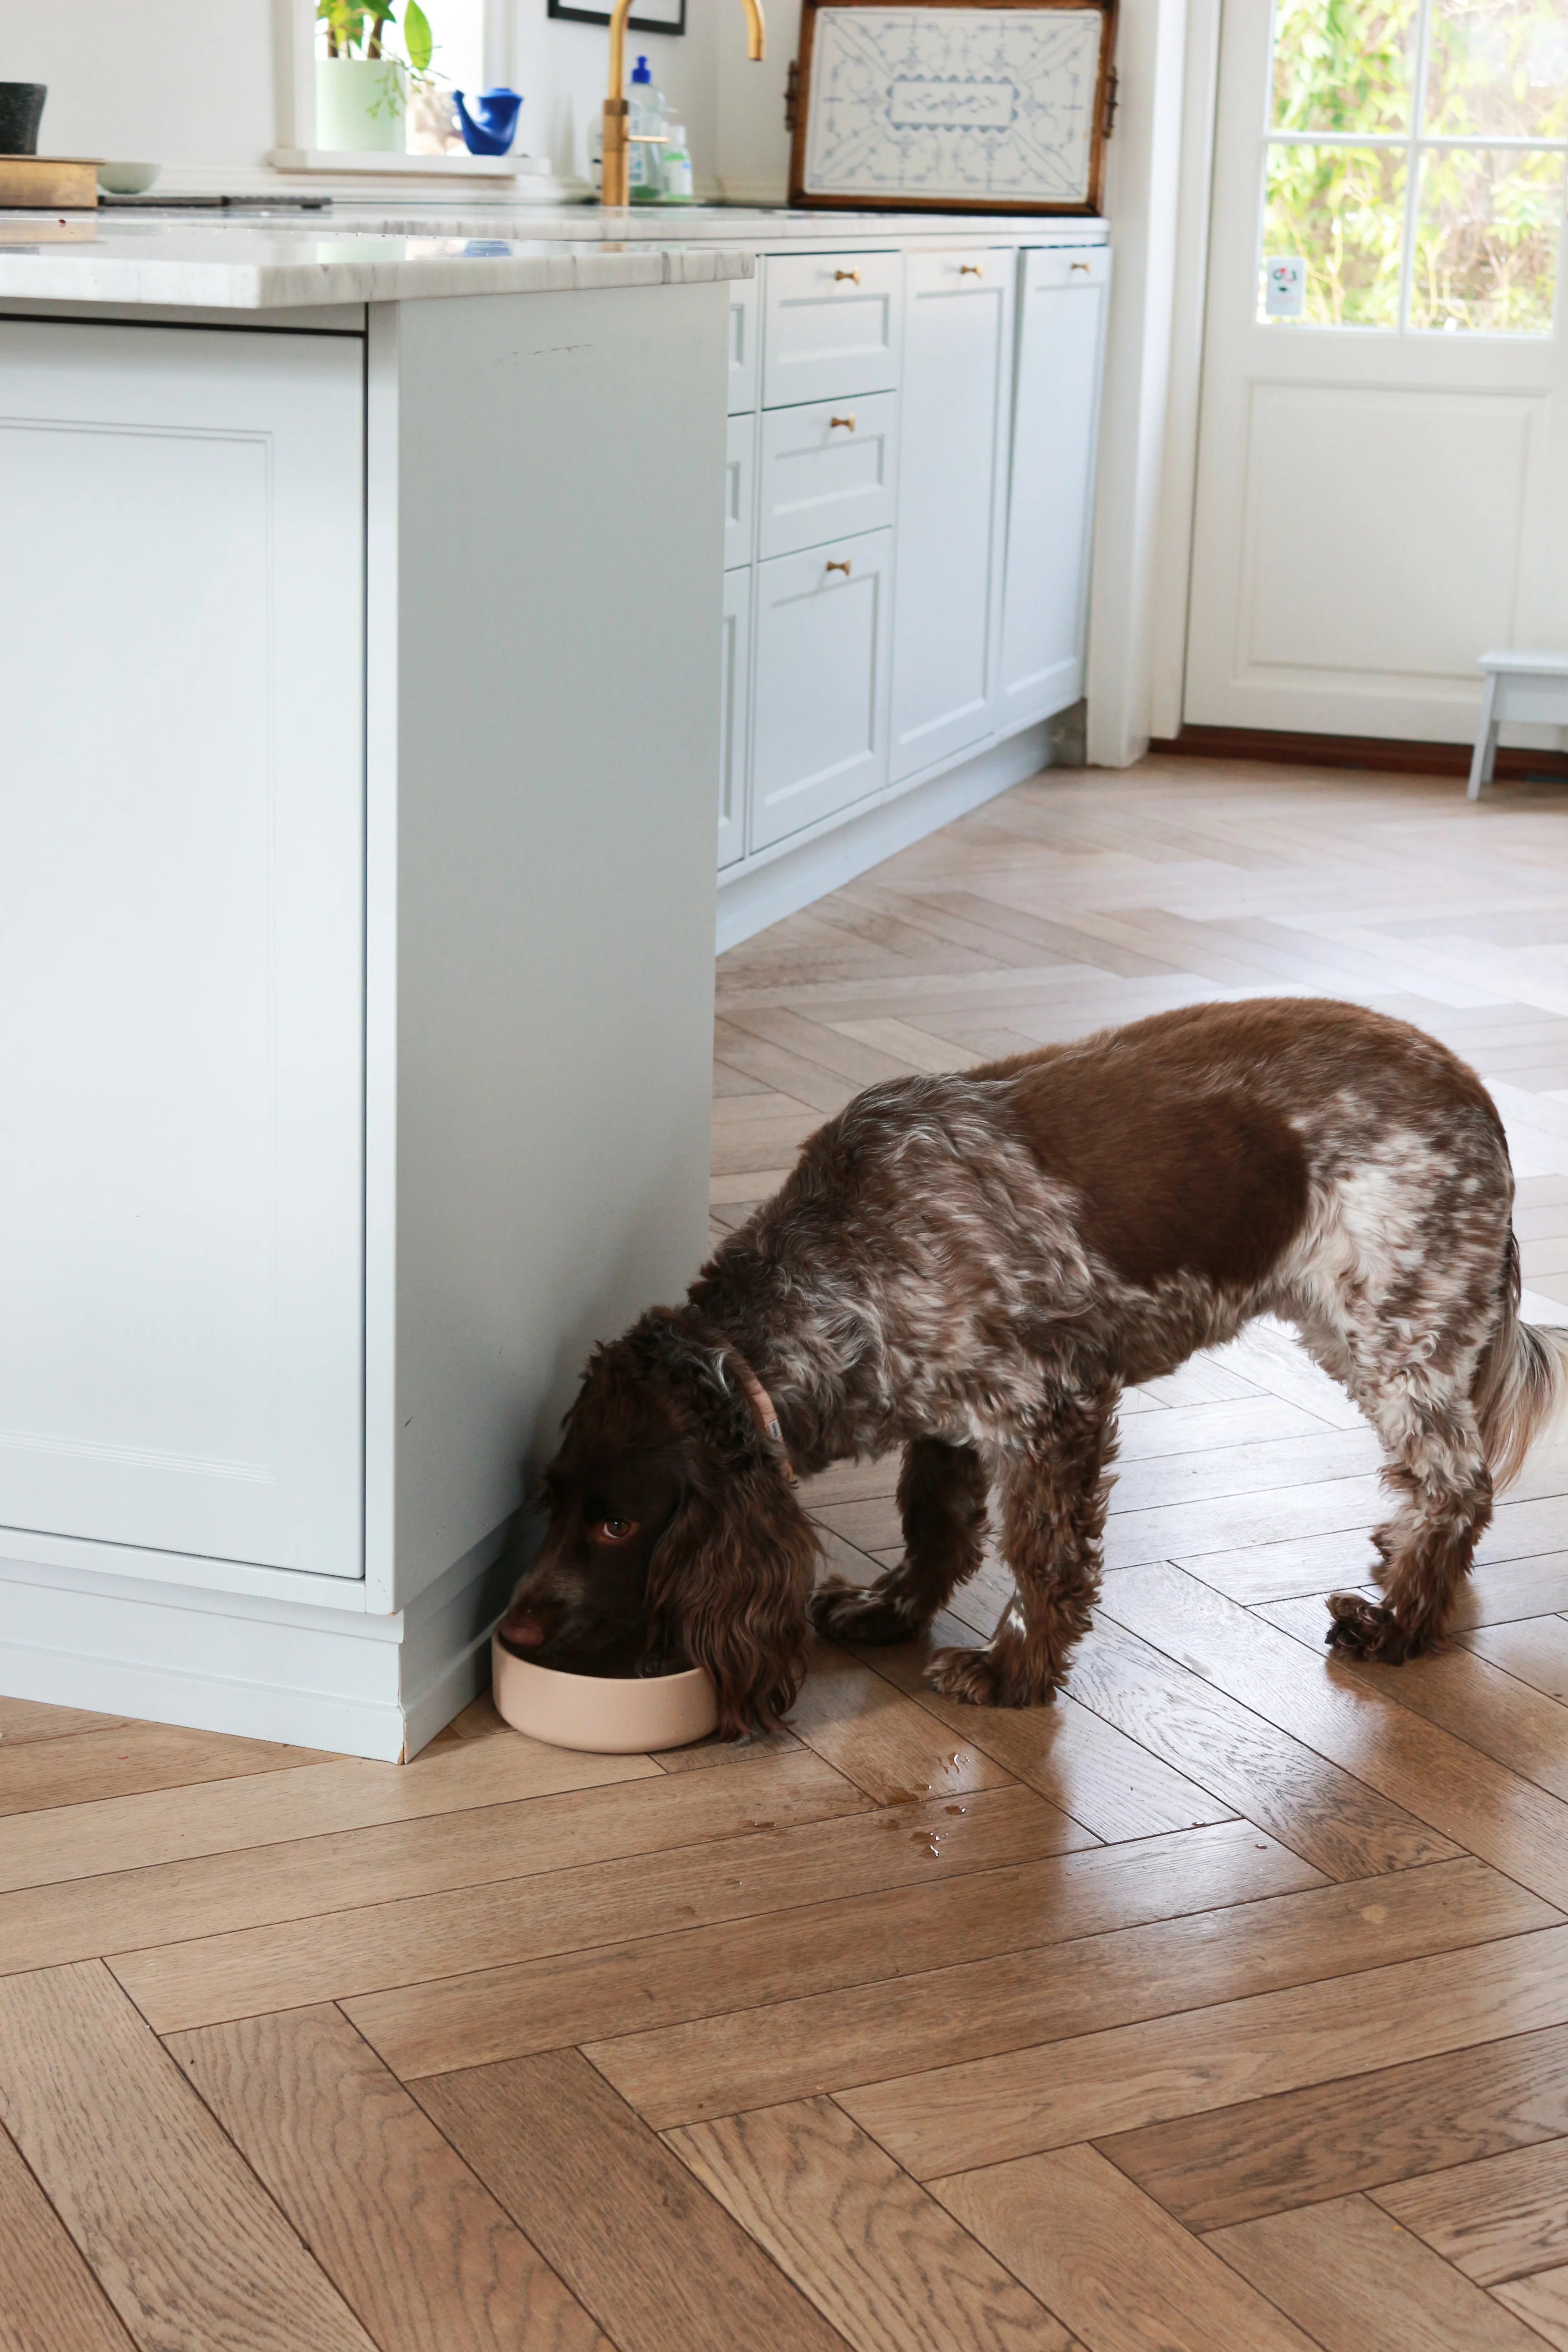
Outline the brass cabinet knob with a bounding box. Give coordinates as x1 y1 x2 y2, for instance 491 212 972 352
834 268 861 284
960 262 983 277
826 557 852 576
829 413 856 431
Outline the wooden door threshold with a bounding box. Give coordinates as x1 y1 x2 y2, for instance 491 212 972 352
1149 724 1568 783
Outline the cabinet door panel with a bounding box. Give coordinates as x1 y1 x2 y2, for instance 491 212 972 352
890 249 1013 784
758 391 898 559
0 323 365 1577
725 410 757 572
728 275 759 414
997 254 1110 729
750 529 893 851
719 565 752 870
763 252 902 408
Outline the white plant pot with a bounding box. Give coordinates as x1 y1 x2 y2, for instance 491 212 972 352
315 58 406 154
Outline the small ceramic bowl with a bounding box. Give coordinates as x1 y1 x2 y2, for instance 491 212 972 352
97 162 160 196
490 1630 718 1753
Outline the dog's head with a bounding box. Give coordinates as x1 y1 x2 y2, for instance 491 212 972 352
497 1312 816 1735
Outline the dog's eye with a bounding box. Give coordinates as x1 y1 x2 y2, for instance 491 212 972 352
593 1517 638 1544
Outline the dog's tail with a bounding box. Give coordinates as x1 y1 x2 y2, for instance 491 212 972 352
1474 1232 1568 1492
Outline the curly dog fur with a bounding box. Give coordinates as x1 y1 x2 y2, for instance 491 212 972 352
500 998 1568 1733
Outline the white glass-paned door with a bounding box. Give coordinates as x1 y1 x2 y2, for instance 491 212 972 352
1185 0 1568 743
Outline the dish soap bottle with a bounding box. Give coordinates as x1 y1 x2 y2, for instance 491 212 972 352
628 55 666 202
661 121 694 202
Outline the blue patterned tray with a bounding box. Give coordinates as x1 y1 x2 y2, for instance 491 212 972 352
791 0 1116 214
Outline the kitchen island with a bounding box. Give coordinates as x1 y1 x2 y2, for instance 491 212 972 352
0 220 747 1758
0 203 1110 1758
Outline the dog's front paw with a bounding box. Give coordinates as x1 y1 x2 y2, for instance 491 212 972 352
924 1642 1057 1708
1325 1591 1431 1665
810 1572 925 1646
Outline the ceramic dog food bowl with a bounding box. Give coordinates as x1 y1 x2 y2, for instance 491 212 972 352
490 1630 718 1753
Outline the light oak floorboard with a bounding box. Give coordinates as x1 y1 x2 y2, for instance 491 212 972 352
931 2145 1318 2352
109 1783 1079 2033
0 1746 859 1977
345 1817 1317 2081
0 1719 333 1820
667 2097 1074 2352
1102 1563 1568 1911
851 1614 1235 1842
838 1921 1568 2180
168 2004 610 2352
1206 2193 1547 2352
0 1697 129 1749
0 1961 373 2352
1460 1617 1568 1700
1257 1605 1568 1801
0 1731 659 1898
586 1855 1544 2133
787 1638 1016 1807
1052 1617 1463 1879
1097 2018 1568 2232
414 2049 850 2352
1375 2138 1568 2285
1494 2267 1568 2349
0 2123 134 2352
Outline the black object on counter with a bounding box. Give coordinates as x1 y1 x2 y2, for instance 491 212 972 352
0 83 46 154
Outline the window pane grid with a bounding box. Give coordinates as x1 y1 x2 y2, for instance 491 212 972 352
1260 0 1568 333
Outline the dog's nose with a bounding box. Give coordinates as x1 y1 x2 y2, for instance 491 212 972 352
500 1613 546 1651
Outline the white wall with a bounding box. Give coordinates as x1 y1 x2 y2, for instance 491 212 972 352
0 0 720 192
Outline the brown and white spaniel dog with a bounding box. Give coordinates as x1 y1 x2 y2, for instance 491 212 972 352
499 998 1567 1736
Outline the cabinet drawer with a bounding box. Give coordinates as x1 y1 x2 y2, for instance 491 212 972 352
1020 246 1111 296
750 527 893 851
728 274 759 413
762 252 902 408
758 391 897 559
724 410 756 571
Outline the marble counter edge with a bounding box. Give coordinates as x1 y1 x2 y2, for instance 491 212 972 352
0 240 753 309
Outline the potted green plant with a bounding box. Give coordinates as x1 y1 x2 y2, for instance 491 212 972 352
316 2 433 154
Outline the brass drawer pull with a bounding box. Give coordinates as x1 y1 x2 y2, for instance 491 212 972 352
826 557 852 577
829 413 856 431
960 262 983 277
834 268 861 284
1070 259 1092 274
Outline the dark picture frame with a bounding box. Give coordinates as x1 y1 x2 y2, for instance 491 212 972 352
789 0 1117 215
547 0 685 30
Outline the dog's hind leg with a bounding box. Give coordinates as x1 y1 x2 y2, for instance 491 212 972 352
925 1383 1117 1706
1322 1293 1497 1663
1328 1393 1492 1662
811 1438 989 1644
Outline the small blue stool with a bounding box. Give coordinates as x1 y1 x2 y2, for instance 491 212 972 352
1468 650 1568 799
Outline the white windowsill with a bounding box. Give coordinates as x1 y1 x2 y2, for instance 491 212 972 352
269 147 548 178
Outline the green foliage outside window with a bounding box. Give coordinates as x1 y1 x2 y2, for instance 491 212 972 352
1263 0 1568 331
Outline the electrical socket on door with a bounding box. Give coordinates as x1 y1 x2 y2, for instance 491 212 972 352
1264 256 1306 318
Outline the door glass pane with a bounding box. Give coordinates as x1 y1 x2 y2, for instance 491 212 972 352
1270 0 1419 132
1411 144 1567 329
1262 144 1408 323
1424 0 1568 139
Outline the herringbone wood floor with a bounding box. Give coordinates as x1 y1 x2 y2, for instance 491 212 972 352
9 756 1568 2352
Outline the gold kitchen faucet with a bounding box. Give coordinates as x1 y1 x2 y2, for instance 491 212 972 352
600 0 764 208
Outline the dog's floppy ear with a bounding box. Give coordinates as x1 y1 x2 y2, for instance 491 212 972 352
647 1461 817 1737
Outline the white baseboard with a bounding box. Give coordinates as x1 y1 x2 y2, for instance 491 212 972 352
0 1522 513 1762
716 724 1051 952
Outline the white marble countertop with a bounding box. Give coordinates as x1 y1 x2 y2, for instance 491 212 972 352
0 215 754 309
0 201 1106 310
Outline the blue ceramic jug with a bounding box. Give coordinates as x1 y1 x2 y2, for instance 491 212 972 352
453 88 523 156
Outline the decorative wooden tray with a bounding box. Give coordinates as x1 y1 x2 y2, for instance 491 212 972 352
789 0 1116 215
